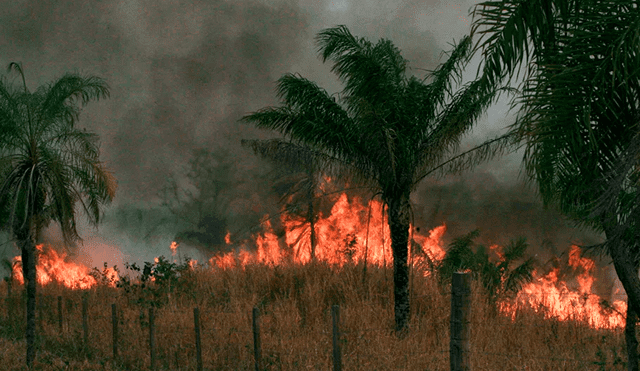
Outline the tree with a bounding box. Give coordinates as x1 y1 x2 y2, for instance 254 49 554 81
242 26 500 332
164 148 235 253
0 63 115 367
470 0 640 367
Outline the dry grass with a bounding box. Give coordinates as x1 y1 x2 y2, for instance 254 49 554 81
0 262 628 370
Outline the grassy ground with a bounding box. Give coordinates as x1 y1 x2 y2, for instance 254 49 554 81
0 261 628 370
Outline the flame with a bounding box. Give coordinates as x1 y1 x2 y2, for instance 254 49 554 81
210 193 444 269
210 192 626 329
225 231 231 245
413 224 447 262
256 220 282 266
170 241 179 257
12 244 99 289
499 245 626 329
7 192 626 330
101 267 120 285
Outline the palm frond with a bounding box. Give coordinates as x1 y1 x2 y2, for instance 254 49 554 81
503 236 529 262
415 131 518 183
415 35 473 120
36 73 109 129
0 64 114 245
438 229 480 281
316 25 407 109
503 257 535 294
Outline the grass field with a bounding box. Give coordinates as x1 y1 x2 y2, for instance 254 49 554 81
0 261 628 370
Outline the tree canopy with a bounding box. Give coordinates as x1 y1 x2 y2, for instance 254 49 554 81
0 63 115 366
243 25 500 331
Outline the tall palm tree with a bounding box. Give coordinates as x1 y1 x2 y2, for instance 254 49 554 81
242 26 500 331
0 63 116 367
470 0 640 367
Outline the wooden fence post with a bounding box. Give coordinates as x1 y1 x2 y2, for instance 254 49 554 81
82 295 88 348
112 303 118 362
57 296 63 332
332 305 342 371
149 307 156 371
252 307 262 371
194 307 203 371
450 272 471 371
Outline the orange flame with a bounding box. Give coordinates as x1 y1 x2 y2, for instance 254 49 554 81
224 231 231 245
210 193 444 269
12 245 100 289
500 246 626 329
170 241 179 257
8 193 626 330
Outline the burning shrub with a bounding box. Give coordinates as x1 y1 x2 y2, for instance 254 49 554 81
89 263 120 287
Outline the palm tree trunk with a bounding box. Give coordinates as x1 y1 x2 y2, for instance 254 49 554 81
387 193 411 333
609 242 640 325
22 236 37 367
308 196 316 262
626 295 638 371
604 224 640 370
625 259 640 371
307 170 317 262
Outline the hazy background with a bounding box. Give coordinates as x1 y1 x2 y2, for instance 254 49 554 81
0 0 605 283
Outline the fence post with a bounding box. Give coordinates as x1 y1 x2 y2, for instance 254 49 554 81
194 307 203 371
149 307 156 371
112 303 118 362
82 295 88 349
450 272 471 371
252 307 262 371
332 305 342 371
57 296 63 332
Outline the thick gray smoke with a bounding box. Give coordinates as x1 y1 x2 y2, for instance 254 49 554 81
0 0 608 283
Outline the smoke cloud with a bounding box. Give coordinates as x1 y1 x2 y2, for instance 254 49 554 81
0 0 606 280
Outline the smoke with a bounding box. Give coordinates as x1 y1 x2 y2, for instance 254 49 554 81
412 168 608 276
0 0 606 280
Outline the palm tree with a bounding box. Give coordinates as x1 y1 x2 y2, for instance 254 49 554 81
470 0 640 367
242 26 500 331
0 63 115 367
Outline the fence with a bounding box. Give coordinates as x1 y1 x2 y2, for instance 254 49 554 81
0 273 628 370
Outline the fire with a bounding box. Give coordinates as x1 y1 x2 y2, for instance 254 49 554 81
210 192 626 329
210 193 445 268
12 244 100 289
211 220 283 269
7 191 627 330
413 224 447 262
499 245 626 329
170 241 179 257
